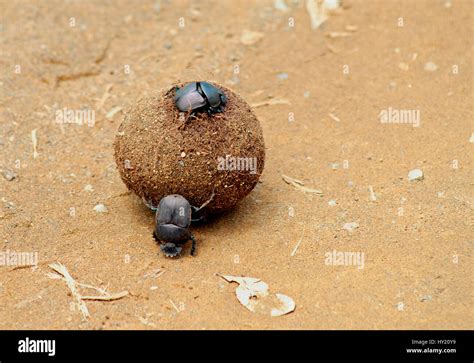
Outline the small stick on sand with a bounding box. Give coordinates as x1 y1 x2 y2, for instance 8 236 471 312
326 43 340 53
251 99 290 108
368 185 377 201
48 262 128 320
137 314 156 327
81 291 129 301
291 226 305 256
169 299 181 313
31 129 39 158
328 113 341 122
48 262 90 319
326 31 352 38
282 174 323 195
143 268 166 279
95 83 113 110
106 106 122 120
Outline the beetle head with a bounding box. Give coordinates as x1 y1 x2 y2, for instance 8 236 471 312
160 242 183 258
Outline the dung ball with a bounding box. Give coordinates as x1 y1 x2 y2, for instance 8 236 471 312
114 81 265 214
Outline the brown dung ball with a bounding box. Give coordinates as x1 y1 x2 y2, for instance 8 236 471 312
114 82 265 214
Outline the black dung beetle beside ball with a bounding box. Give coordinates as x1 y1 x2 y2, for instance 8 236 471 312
153 194 197 258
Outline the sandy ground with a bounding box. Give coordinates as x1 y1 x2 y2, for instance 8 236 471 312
0 0 472 330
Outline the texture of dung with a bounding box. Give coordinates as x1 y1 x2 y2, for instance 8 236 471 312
114 82 265 213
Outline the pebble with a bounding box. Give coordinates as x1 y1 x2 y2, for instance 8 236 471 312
469 133 474 143
398 62 409 71
408 169 424 181
84 184 94 192
240 30 264 45
343 222 359 232
424 62 438 72
2 170 17 181
93 204 108 213
328 200 337 206
274 0 289 11
188 8 201 20
277 72 288 80
420 295 432 302
303 91 310 98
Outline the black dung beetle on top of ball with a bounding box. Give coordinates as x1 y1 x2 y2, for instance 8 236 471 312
152 194 197 258
174 81 227 114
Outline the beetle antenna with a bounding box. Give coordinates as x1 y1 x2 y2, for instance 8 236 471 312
192 190 215 212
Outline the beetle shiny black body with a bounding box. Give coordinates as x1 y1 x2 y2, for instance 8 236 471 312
152 194 196 257
174 81 227 114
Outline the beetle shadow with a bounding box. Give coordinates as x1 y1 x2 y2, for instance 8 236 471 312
126 190 271 256
126 194 156 227
189 194 268 233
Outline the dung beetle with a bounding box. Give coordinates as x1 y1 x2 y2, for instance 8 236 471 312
174 81 227 114
152 194 197 258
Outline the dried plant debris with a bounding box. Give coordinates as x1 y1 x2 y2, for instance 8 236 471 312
218 274 295 317
326 31 352 38
306 0 341 30
281 174 323 195
343 222 359 232
106 106 122 120
48 262 128 320
93 203 108 213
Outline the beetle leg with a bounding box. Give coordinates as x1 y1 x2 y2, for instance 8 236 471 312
179 110 197 130
142 196 158 211
189 233 197 256
191 214 206 224
192 191 215 213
